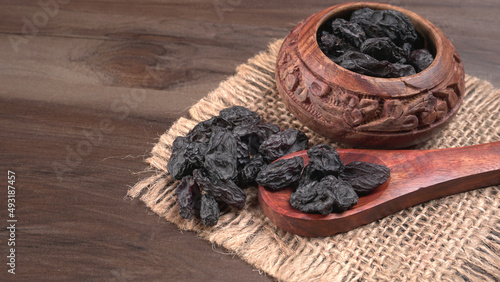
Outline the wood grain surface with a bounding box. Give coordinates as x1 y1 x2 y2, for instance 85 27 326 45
1 0 499 280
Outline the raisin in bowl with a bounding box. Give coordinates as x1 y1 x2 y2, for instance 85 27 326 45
275 2 465 148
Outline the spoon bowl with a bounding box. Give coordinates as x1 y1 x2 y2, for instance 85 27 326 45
258 141 500 237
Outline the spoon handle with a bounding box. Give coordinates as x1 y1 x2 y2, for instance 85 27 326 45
370 141 500 212
393 141 500 194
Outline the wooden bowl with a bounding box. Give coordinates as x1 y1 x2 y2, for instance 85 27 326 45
275 2 465 149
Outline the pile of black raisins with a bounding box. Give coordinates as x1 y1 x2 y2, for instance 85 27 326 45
257 144 390 215
167 106 309 226
168 106 391 225
318 7 434 78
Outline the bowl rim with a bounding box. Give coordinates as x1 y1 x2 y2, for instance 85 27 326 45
296 2 455 98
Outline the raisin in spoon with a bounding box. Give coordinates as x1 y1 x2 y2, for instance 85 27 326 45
258 142 500 237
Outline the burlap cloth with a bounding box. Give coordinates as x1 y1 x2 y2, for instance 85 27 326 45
128 39 500 281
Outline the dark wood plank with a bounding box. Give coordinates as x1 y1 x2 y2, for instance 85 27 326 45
0 98 271 281
0 1 498 118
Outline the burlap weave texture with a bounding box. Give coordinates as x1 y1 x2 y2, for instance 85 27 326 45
128 39 500 281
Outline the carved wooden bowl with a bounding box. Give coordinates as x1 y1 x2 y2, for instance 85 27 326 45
275 2 465 148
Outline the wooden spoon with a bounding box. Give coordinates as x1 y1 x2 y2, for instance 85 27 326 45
258 141 500 237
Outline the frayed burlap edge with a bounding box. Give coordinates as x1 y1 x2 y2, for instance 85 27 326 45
128 39 500 281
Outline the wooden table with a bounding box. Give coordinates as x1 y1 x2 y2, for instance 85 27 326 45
1 0 499 280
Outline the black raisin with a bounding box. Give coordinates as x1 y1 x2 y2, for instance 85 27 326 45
322 175 359 213
200 193 220 226
334 50 393 77
175 175 201 219
219 106 260 126
235 139 251 169
402 42 413 58
351 8 417 45
350 7 374 22
193 169 246 209
307 144 345 175
259 129 309 163
339 161 390 196
387 63 416 77
204 128 238 180
255 156 304 191
186 116 232 143
319 31 355 58
290 180 335 215
186 141 207 165
256 123 281 138
167 137 204 180
360 37 407 63
299 144 345 188
331 18 366 48
232 123 279 156
335 51 416 78
408 49 434 72
238 155 267 187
